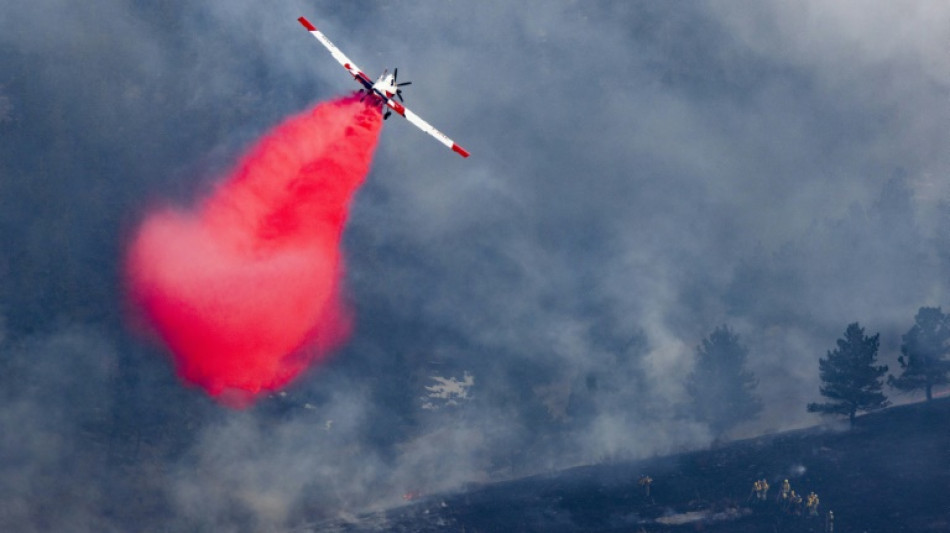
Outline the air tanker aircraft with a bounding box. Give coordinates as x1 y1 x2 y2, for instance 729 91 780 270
298 16 470 158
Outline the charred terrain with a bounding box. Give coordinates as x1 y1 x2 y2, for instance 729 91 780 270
306 397 950 532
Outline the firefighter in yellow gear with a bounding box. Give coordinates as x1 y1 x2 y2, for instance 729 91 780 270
806 492 820 517
777 479 791 503
750 479 769 502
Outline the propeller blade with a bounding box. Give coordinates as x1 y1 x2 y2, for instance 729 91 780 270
397 81 412 86
397 91 404 102
394 68 398 81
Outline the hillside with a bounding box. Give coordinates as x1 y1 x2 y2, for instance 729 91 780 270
306 397 950 532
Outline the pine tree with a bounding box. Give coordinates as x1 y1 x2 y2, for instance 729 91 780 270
888 307 950 401
808 322 888 426
687 325 761 438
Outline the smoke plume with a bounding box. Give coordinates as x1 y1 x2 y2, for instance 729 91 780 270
125 96 381 404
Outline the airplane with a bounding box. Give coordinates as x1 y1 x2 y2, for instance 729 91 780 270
298 16 470 158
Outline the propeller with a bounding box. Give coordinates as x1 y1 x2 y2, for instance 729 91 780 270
393 68 412 102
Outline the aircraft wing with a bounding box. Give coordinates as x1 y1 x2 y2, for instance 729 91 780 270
298 16 374 91
384 97 470 158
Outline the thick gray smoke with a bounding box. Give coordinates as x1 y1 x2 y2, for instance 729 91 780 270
2 1 949 530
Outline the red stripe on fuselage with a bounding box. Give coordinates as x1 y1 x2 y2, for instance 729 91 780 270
387 100 406 116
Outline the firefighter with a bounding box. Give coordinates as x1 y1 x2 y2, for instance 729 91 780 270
806 492 820 517
638 475 653 498
750 479 769 503
777 479 791 503
787 490 803 515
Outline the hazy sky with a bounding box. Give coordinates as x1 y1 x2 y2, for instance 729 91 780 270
2 1 949 530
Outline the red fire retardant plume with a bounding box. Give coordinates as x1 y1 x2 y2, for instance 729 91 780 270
125 97 381 405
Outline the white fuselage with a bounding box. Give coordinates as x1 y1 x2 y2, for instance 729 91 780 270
371 73 397 100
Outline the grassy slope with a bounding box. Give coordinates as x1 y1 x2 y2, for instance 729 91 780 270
311 397 950 532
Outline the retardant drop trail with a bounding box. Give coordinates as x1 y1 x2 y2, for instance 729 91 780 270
125 96 382 406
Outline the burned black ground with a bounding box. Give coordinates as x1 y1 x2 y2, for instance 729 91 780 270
306 396 950 532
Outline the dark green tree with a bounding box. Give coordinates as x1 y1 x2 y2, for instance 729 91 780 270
687 325 762 438
808 323 889 426
888 307 950 401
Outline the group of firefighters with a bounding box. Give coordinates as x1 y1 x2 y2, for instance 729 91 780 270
752 478 833 531
634 473 834 532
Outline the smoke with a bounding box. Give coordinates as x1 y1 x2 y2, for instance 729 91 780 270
125 96 381 404
3 1 950 530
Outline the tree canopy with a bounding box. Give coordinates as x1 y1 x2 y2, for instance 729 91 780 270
808 322 888 425
687 325 761 438
888 306 950 401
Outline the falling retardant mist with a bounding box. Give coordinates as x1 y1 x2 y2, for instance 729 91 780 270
125 96 382 406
